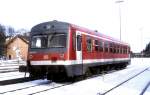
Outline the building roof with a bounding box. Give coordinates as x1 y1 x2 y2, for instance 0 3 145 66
6 35 29 46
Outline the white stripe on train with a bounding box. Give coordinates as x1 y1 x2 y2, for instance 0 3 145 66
30 58 130 65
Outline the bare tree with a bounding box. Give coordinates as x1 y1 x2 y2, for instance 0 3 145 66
0 24 6 57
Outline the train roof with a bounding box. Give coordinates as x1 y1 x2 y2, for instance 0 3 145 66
70 23 129 46
31 20 129 46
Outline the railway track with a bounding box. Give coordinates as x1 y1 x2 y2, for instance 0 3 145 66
0 60 149 95
29 83 70 95
0 77 34 85
0 79 50 94
0 80 71 95
140 80 150 95
97 67 150 95
0 68 18 73
0 64 20 73
0 73 26 79
0 71 29 85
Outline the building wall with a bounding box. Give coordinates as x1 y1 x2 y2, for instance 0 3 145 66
6 38 28 60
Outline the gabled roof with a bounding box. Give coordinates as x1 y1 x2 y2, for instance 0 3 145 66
6 35 29 46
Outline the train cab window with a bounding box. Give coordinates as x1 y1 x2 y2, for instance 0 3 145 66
86 38 92 52
31 35 48 48
48 34 67 48
99 41 103 52
94 40 99 51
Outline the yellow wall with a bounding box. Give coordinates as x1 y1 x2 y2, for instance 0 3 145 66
6 38 28 60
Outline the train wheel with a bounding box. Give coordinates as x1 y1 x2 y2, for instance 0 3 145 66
47 72 67 82
29 68 45 79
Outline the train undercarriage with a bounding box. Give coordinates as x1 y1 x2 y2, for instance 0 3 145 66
19 60 130 81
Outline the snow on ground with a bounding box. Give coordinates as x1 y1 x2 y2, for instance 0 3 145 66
0 58 149 95
105 68 150 95
0 66 19 70
144 83 150 95
0 59 26 64
0 72 29 81
34 58 150 95
0 79 50 94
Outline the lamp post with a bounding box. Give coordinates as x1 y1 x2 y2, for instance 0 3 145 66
116 0 124 41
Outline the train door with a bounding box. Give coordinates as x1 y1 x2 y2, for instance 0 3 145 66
76 31 82 64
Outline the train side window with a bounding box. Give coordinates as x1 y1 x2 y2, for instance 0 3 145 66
125 47 127 54
120 47 122 54
118 45 120 54
104 41 109 52
128 47 130 54
110 43 113 53
121 47 123 54
94 40 99 51
99 41 103 52
119 46 122 54
127 47 129 54
86 37 92 52
117 45 119 53
124 48 126 54
123 47 125 54
114 45 117 53
73 32 76 51
112 43 114 53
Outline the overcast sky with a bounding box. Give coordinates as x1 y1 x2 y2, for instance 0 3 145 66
0 0 150 52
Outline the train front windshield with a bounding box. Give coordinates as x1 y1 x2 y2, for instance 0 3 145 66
31 34 67 48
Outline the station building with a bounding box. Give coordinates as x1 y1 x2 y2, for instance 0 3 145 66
6 35 29 60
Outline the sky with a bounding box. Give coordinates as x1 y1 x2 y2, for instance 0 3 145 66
0 0 150 52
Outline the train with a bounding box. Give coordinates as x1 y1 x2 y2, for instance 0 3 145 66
20 20 131 80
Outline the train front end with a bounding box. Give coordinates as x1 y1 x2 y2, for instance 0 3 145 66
27 21 70 79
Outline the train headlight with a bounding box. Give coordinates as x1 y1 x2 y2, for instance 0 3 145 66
43 55 49 59
60 54 64 59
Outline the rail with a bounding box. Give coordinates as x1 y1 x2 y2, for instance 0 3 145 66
97 67 149 95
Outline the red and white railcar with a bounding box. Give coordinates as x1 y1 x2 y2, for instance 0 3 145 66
27 20 130 79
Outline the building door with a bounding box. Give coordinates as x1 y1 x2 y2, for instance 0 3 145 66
9 55 11 60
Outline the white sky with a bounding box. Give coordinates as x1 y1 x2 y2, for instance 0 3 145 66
0 0 150 52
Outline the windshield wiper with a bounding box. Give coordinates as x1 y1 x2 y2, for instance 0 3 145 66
49 32 57 42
